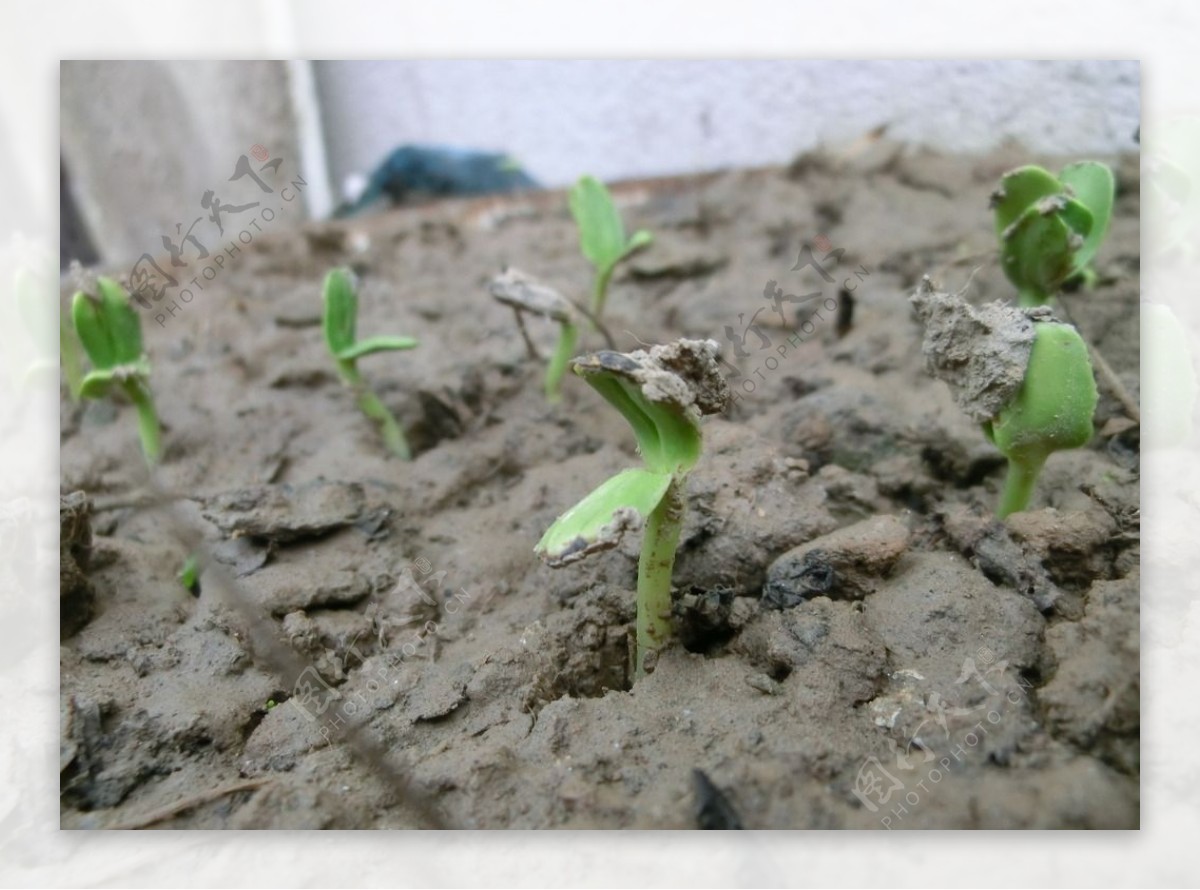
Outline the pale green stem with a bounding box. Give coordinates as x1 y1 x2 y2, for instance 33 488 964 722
636 478 685 678
590 265 615 320
544 321 579 403
123 378 161 466
358 388 410 460
1017 289 1050 309
340 361 410 460
997 454 1046 519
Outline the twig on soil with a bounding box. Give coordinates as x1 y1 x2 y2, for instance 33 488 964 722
105 778 271 830
510 306 541 360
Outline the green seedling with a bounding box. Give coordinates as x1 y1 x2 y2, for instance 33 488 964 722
177 554 200 595
912 281 1097 519
71 277 161 464
532 176 651 402
491 177 650 402
992 162 1114 306
569 175 653 318
535 339 729 677
489 267 586 402
322 267 419 459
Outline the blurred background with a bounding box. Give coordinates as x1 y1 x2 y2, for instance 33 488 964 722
59 59 1140 267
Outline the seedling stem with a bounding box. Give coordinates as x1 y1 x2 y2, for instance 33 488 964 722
636 479 684 676
544 321 579 403
997 454 1044 520
126 376 162 464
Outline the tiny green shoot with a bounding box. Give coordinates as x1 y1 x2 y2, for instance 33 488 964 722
322 267 419 459
992 162 1115 306
178 553 201 595
535 339 729 678
71 277 162 465
569 175 653 319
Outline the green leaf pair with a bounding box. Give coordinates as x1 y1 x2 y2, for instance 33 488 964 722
322 267 419 459
73 278 145 387
993 163 1114 306
569 175 653 317
535 339 728 678
71 277 161 465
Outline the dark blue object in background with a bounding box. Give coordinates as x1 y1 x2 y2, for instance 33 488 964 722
335 145 539 217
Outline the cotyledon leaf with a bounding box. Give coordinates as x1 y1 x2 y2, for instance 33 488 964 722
337 335 420 362
569 175 628 274
1059 161 1115 274
989 321 1098 464
535 467 673 567
322 267 359 357
73 280 147 372
1001 197 1093 300
992 166 1064 238
96 277 144 364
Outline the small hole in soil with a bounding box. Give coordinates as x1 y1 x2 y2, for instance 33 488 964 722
883 484 930 515
1018 667 1043 690
814 199 844 230
240 690 289 741
675 587 738 654
921 443 1005 488
524 591 636 709
768 662 793 682
525 631 633 709
1105 429 1140 471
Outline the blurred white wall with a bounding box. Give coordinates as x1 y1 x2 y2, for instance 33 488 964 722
61 59 1139 263
315 59 1140 195
61 61 309 265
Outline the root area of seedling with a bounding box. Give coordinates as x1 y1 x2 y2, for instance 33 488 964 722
60 144 1140 829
